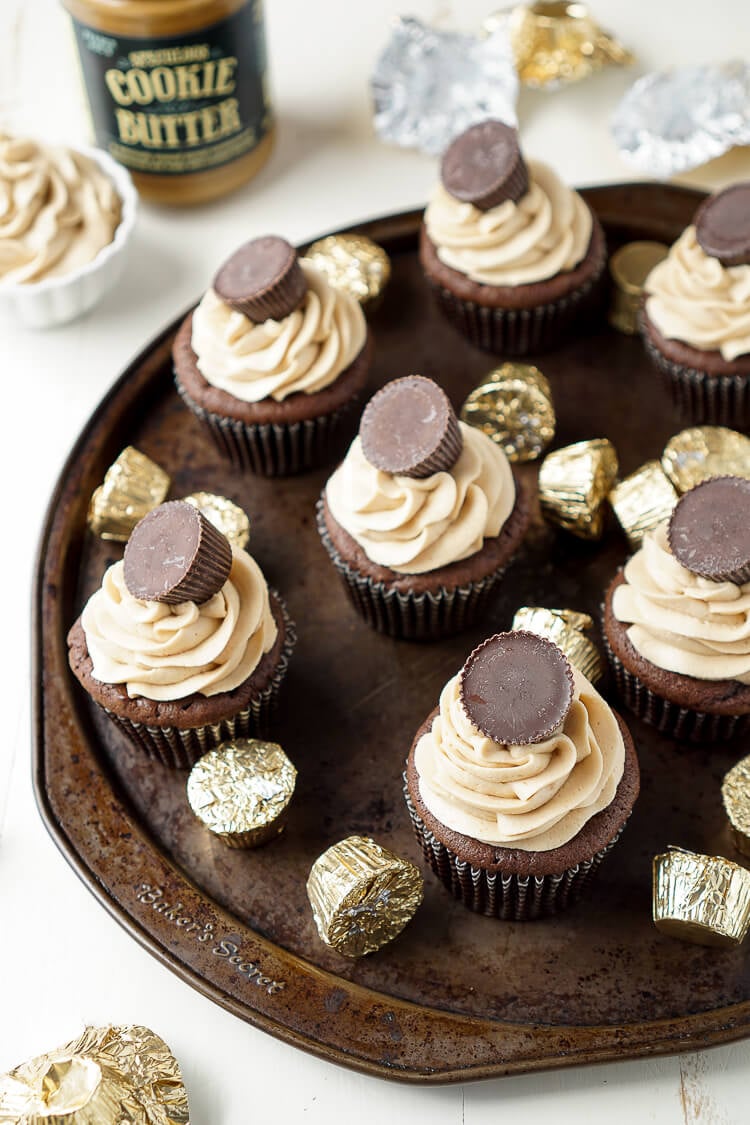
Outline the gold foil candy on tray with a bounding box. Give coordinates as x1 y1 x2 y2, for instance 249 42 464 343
485 1 634 88
722 756 750 860
307 835 423 958
538 438 618 539
183 491 250 551
460 362 555 463
187 738 297 848
608 240 669 335
511 606 603 684
661 426 750 494
652 846 750 949
0 1024 189 1124
609 460 678 549
87 446 170 542
304 234 391 309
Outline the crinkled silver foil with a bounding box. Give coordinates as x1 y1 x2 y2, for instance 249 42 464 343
371 17 518 156
612 60 750 176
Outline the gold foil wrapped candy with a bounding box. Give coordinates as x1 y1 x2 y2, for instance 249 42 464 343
661 426 750 494
187 738 297 848
609 460 678 549
722 756 750 860
608 240 669 335
183 491 250 551
304 234 391 309
538 438 618 539
485 1 634 88
652 846 750 949
87 447 170 542
511 606 603 684
0 1024 189 1124
460 362 555 463
307 836 423 957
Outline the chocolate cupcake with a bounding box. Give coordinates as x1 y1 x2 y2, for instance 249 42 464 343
317 375 530 640
404 632 639 918
419 120 607 355
640 183 750 427
67 501 296 768
174 235 372 476
603 477 750 742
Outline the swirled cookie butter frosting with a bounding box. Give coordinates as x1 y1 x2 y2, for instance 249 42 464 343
191 262 367 402
414 666 624 850
326 422 516 573
645 226 750 360
424 159 592 287
81 549 277 700
612 522 750 683
0 134 121 285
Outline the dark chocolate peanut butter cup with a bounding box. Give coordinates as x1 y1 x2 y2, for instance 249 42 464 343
213 235 308 322
124 500 233 605
460 630 574 746
359 375 463 479
694 184 750 268
440 120 528 211
667 476 750 585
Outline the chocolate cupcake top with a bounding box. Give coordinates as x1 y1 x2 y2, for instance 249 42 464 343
359 376 462 478
667 477 750 584
413 636 625 850
694 184 750 268
440 121 528 211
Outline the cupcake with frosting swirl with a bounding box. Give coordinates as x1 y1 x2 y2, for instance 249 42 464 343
317 374 530 640
404 630 640 918
67 501 296 767
419 120 606 355
174 234 372 476
640 183 750 427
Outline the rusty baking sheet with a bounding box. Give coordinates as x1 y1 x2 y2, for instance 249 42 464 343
33 184 750 1083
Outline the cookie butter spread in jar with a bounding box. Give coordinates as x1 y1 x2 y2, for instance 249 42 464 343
62 0 272 204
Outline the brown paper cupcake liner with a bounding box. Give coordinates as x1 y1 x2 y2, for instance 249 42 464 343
425 251 606 357
642 328 750 429
316 500 507 640
102 593 296 768
176 378 362 477
602 628 750 743
403 778 624 919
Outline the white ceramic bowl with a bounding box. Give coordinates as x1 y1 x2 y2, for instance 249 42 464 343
0 144 138 329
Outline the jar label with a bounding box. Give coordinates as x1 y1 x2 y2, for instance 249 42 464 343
71 2 270 176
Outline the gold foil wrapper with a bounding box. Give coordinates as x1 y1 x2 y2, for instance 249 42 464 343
460 362 556 463
538 438 618 539
722 756 750 860
187 738 297 848
304 235 391 309
307 835 423 958
652 846 750 949
0 1024 189 1124
661 426 750 494
609 460 678 549
485 1 634 88
87 447 170 542
183 491 250 551
608 240 669 334
511 606 603 684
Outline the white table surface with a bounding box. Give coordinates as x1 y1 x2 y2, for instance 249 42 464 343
2 0 750 1120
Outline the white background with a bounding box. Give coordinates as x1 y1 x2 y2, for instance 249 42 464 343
2 0 750 1121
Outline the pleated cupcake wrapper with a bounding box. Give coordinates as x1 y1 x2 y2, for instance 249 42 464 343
101 593 296 769
603 627 750 744
176 377 361 477
426 247 606 356
642 327 750 429
316 499 506 640
403 777 625 920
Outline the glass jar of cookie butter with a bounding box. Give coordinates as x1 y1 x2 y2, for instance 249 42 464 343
62 0 273 205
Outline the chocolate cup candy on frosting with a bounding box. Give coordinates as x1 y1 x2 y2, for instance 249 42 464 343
359 375 463 479
123 500 232 605
213 235 308 322
667 476 750 585
694 183 750 268
440 120 528 211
